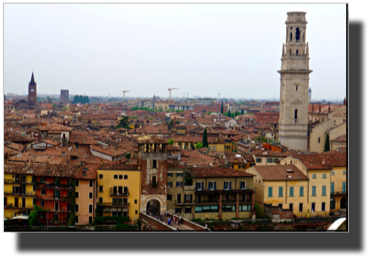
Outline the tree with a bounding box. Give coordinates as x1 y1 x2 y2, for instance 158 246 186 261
254 204 264 218
131 116 138 119
202 129 209 148
114 116 131 129
62 105 68 111
196 142 202 149
29 204 42 226
241 109 244 115
228 109 231 117
53 104 56 109
235 110 238 116
168 139 174 145
324 133 330 152
221 102 224 114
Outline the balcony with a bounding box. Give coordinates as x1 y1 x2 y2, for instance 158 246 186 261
195 185 253 193
4 179 15 184
110 188 129 197
99 202 130 208
195 199 219 205
175 200 195 206
4 191 35 197
37 195 71 201
36 184 73 190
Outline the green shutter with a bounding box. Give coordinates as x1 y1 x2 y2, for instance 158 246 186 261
268 187 272 197
300 187 304 197
322 186 326 196
279 187 283 197
331 182 334 194
289 187 294 197
312 186 316 196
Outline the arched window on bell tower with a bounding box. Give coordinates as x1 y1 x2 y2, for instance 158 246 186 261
290 33 292 42
296 28 300 41
294 109 298 122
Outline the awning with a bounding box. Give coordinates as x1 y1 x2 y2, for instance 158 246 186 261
11 216 29 220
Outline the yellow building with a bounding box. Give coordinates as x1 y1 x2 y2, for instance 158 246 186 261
279 153 346 216
246 165 310 217
96 164 142 224
154 101 170 111
4 163 36 219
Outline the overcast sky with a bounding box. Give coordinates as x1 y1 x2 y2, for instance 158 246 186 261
4 4 346 100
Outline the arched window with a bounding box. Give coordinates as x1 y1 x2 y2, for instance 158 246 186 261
296 50 298 55
290 33 292 42
290 50 292 55
296 28 300 41
294 109 298 120
296 86 298 91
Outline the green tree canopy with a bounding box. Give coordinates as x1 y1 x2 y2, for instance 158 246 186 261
228 109 231 117
168 139 174 145
29 204 42 226
114 116 131 129
221 102 224 114
196 142 202 149
202 129 209 148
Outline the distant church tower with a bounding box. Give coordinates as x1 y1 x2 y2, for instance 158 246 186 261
28 73 37 106
278 12 312 151
308 87 312 102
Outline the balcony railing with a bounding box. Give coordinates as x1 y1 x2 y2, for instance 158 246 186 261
36 184 73 190
110 188 129 197
37 196 71 201
100 202 130 208
4 179 15 184
4 191 35 197
175 200 195 205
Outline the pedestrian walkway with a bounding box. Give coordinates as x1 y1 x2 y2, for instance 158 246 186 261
161 215 193 231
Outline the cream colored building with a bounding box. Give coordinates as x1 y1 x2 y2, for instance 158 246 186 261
278 12 311 151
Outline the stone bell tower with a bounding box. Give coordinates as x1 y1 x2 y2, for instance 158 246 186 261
278 12 312 151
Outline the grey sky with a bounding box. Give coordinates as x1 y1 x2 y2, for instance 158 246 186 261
4 4 346 100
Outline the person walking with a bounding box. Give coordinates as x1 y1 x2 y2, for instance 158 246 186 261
168 218 171 226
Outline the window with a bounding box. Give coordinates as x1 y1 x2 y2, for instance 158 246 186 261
312 174 316 179
89 192 93 199
176 182 183 187
175 208 181 214
299 203 303 212
312 186 316 196
343 170 346 175
75 192 79 198
89 216 92 224
41 200 45 207
33 185 36 192
331 182 335 194
119 175 122 179
99 197 103 203
124 175 128 180
299 186 304 197
342 182 346 193
75 204 79 213
177 173 183 177
323 174 326 179
267 158 273 163
311 203 315 212
196 182 204 191
167 194 172 201
209 182 215 190
89 205 93 214
224 181 231 190
167 182 172 187
279 187 283 197
239 205 252 212
321 202 326 211
135 199 137 204
152 160 157 169
296 50 298 55
167 173 173 177
135 210 138 215
268 187 273 197
240 181 246 190
222 205 236 212
185 208 191 214
256 158 262 163
289 187 294 197
41 189 46 196
114 175 118 179
318 138 320 143
99 186 103 192
185 194 193 203
322 186 326 196
289 203 293 210
331 171 335 175
75 180 79 187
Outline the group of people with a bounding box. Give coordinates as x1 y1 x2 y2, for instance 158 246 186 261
165 211 184 226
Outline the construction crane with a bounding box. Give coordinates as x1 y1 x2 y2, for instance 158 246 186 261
123 90 130 102
168 88 179 102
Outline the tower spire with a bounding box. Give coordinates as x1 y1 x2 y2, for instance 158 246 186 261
30 72 35 85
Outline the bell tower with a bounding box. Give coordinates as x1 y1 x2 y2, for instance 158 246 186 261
28 72 37 107
278 12 312 151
